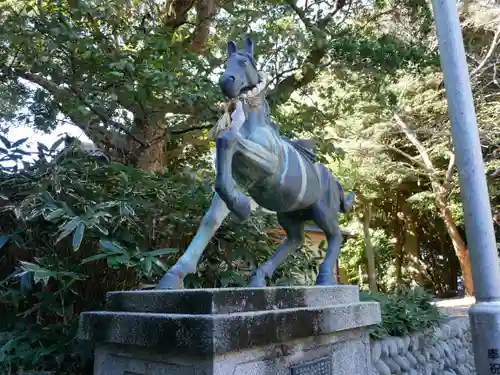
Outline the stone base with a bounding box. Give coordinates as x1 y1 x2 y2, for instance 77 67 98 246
79 286 381 375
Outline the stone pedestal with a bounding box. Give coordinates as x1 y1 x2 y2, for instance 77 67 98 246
78 286 381 375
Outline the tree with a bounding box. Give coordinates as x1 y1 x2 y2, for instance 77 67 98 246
0 0 359 171
360 197 377 292
294 1 500 296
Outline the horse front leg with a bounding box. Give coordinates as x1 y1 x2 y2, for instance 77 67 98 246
214 129 252 222
158 193 230 289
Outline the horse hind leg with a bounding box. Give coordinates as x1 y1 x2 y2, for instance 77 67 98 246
249 212 304 287
313 210 343 285
311 176 344 286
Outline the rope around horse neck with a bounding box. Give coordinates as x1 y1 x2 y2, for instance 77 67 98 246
208 72 269 140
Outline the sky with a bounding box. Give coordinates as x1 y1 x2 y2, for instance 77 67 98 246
3 122 92 166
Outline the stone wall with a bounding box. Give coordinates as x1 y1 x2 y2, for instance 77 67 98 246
371 317 475 375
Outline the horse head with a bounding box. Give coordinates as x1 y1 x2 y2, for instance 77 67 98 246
219 38 260 99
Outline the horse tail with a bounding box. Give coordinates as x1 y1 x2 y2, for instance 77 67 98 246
337 180 355 213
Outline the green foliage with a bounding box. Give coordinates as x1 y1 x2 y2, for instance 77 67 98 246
360 287 444 339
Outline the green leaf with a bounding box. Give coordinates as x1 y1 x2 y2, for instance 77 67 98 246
49 137 65 152
55 217 82 244
81 253 109 264
141 248 178 257
151 257 169 272
110 71 124 77
143 257 152 274
99 239 126 254
0 234 11 250
0 134 11 149
11 137 28 148
19 261 44 272
44 208 65 221
72 222 85 251
37 142 49 151
106 255 121 268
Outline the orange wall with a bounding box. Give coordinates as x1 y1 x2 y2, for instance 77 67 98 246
268 227 348 284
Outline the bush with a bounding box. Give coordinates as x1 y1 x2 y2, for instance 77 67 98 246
0 137 322 374
360 287 444 339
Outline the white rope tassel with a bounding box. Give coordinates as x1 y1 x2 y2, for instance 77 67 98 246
208 103 232 140
209 72 269 140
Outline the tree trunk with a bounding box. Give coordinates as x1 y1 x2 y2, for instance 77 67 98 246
362 202 378 292
393 114 473 296
393 192 405 290
402 200 424 285
435 184 474 296
135 121 167 173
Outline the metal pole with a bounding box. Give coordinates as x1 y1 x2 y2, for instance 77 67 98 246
431 0 500 373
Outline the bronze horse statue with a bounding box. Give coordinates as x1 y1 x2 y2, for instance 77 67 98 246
159 38 355 289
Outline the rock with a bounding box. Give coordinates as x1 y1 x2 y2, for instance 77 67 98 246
402 336 411 352
395 337 406 353
455 350 467 364
380 339 390 358
414 352 427 364
393 355 411 371
428 347 441 361
441 324 452 339
434 343 445 358
440 341 455 362
433 327 442 339
406 351 418 366
410 334 422 351
388 339 399 357
372 341 382 361
374 359 392 375
384 356 402 374
423 363 433 375
455 363 470 375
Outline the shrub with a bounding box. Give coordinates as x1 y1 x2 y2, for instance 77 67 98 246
360 287 444 339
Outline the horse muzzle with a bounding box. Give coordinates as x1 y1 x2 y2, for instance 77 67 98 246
219 75 241 98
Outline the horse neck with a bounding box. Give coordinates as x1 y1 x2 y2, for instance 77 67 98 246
242 96 274 129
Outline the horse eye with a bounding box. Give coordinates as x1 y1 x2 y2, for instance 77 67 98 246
239 59 248 67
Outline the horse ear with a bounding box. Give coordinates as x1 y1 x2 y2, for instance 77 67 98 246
227 40 237 57
244 37 254 56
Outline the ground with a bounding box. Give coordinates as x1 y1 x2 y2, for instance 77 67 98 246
433 296 475 317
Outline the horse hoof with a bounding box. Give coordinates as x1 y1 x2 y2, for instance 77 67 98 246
315 273 337 286
157 272 184 289
249 271 267 287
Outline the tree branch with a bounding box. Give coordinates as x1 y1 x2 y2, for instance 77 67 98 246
382 144 428 170
268 0 349 108
187 0 217 53
445 151 456 189
9 69 147 147
170 123 213 135
68 85 146 147
284 0 315 30
393 113 436 175
470 22 500 78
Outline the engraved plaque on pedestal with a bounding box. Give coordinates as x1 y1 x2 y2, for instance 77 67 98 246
290 356 332 375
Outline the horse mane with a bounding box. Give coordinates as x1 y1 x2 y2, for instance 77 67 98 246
259 97 317 163
281 137 317 163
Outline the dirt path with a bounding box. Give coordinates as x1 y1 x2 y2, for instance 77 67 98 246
433 296 475 317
